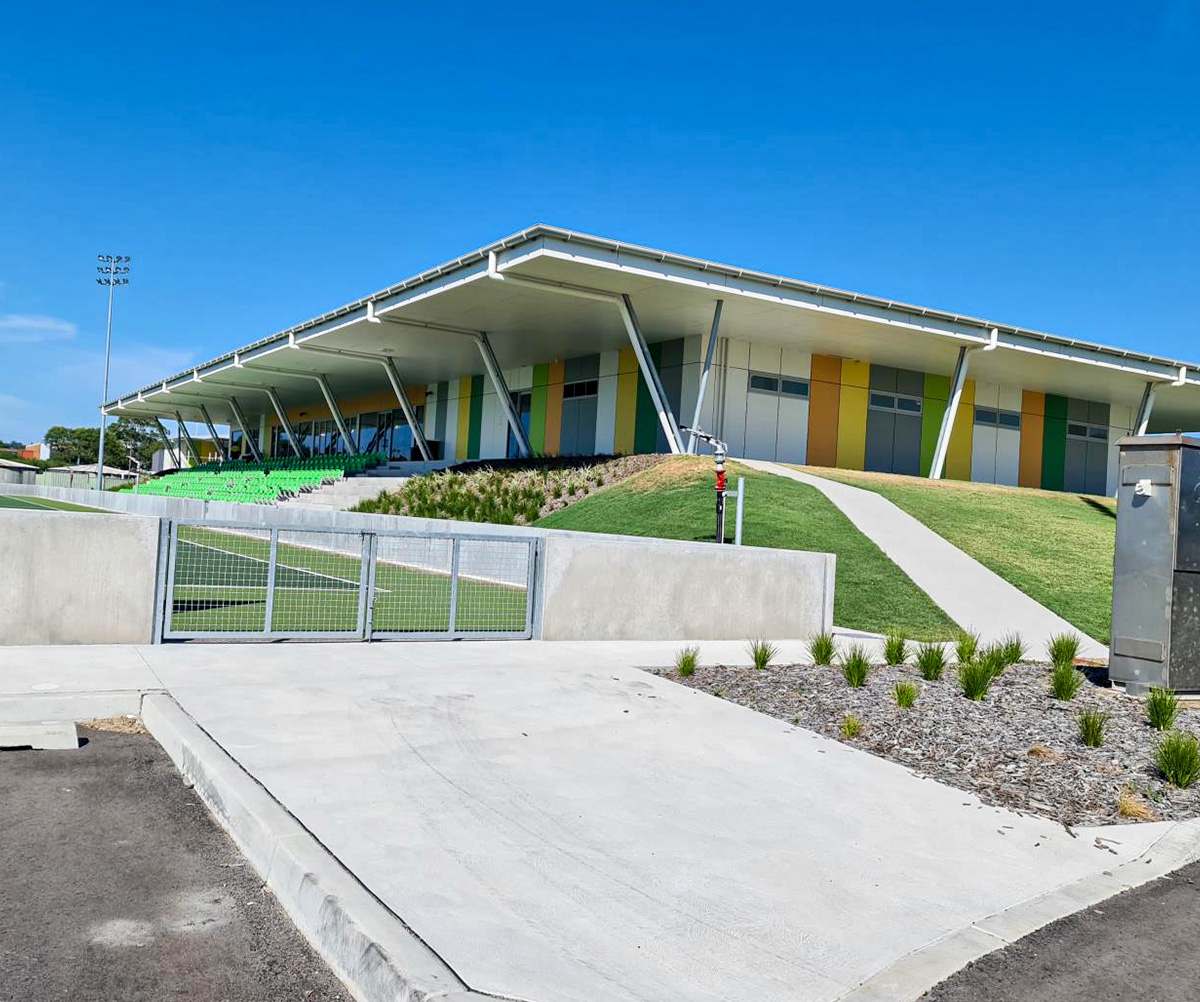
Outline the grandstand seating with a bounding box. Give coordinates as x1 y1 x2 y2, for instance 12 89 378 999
140 453 387 504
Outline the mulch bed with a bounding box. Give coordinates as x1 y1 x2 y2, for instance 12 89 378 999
652 660 1200 827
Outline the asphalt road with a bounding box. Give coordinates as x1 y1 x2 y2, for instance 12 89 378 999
925 857 1200 1002
0 726 351 1002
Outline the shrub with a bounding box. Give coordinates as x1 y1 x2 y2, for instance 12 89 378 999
957 659 994 701
1047 631 1082 667
1157 732 1200 788
1116 787 1154 820
1050 661 1083 701
747 638 778 670
954 629 980 665
998 632 1027 666
884 632 909 667
915 642 947 681
977 643 1009 679
807 631 836 667
1146 687 1180 731
674 645 699 677
1077 709 1109 747
841 645 871 688
840 713 862 738
894 680 919 708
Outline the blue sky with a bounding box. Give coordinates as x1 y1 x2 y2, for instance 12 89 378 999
1 0 1197 443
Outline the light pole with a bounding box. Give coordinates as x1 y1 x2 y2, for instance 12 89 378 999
95 255 131 491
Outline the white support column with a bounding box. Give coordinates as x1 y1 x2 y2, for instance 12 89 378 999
174 412 202 467
1134 381 1157 436
475 333 532 457
264 387 303 458
687 299 723 453
228 396 262 461
197 404 228 462
381 357 433 461
618 294 685 454
315 374 358 455
929 346 970 480
153 418 180 469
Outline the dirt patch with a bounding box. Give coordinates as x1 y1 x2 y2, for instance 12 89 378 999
620 454 717 493
80 715 147 735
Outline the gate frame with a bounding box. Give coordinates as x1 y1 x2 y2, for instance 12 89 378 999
158 518 538 642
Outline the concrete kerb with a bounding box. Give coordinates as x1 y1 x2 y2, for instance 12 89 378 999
839 816 1200 1002
139 693 498 1002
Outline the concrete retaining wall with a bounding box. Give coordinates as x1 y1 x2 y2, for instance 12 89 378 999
0 511 161 645
537 534 833 641
0 485 836 643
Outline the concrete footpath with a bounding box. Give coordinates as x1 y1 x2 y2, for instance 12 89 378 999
738 460 1108 660
1 640 1190 1002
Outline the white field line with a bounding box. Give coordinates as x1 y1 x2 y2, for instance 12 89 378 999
177 536 390 594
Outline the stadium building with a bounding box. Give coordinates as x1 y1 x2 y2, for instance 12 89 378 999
105 224 1200 495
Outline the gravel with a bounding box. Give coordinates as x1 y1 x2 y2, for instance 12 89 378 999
654 659 1200 827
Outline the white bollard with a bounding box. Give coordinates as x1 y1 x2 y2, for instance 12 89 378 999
734 477 745 545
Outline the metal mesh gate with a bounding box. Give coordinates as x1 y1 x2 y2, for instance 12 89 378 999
161 520 536 641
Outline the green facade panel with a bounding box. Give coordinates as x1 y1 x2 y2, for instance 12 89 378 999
1041 393 1068 491
919 373 951 475
467 374 485 460
633 344 661 455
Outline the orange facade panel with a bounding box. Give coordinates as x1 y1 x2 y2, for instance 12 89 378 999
1019 390 1045 488
806 354 841 467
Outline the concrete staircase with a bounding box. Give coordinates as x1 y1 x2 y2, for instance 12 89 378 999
281 474 409 510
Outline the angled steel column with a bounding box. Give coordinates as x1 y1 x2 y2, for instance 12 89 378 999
174 412 202 466
1134 381 1157 436
153 418 180 469
687 299 724 453
197 404 228 462
619 294 685 454
474 333 532 457
929 346 970 480
264 387 303 458
228 396 262 461
315 374 359 455
381 357 433 461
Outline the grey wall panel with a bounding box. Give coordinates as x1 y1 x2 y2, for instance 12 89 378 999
1088 400 1110 426
865 410 895 473
564 354 600 382
656 338 685 453
893 413 922 475
434 381 448 443
1085 441 1109 495
1064 438 1088 492
576 397 598 455
896 368 925 397
560 399 580 456
869 365 897 391
1067 397 1089 421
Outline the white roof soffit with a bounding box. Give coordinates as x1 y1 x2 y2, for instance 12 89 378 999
105 224 1200 413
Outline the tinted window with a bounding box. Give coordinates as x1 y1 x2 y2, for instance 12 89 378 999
896 396 922 414
869 392 896 409
781 379 809 397
749 374 779 393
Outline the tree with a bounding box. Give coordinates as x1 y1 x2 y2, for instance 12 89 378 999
43 418 159 470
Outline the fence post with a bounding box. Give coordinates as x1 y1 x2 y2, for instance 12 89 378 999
357 532 376 641
447 536 461 636
263 528 279 635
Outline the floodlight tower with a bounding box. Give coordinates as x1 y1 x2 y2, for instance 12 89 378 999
95 255 131 491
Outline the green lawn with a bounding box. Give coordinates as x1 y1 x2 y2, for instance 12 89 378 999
0 494 103 512
170 525 528 635
535 457 958 640
796 467 1116 643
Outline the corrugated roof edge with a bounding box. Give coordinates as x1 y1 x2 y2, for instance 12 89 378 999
108 222 1196 406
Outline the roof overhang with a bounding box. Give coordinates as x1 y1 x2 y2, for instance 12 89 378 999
104 225 1200 432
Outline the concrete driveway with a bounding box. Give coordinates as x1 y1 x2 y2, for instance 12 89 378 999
0 641 1177 1002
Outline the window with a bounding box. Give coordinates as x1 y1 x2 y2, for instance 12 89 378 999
869 392 922 415
562 379 598 399
975 408 1021 429
748 372 809 397
1067 421 1108 442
